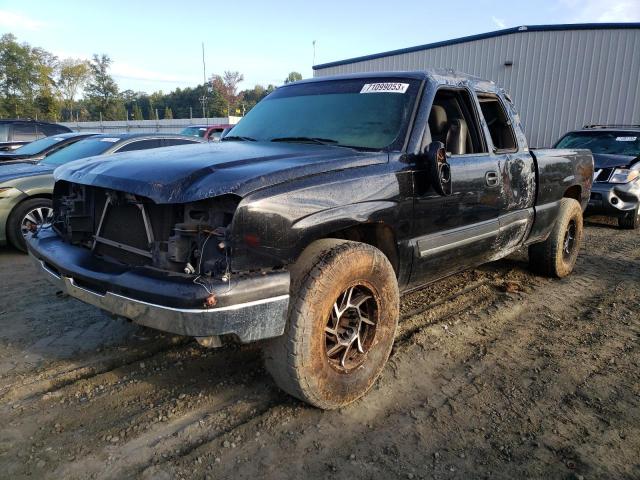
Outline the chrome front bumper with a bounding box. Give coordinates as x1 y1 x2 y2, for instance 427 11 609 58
587 180 640 215
28 233 290 343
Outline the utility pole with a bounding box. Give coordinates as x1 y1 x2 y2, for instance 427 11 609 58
200 42 208 122
312 40 316 66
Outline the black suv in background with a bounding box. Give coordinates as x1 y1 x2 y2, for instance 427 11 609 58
0 120 72 152
555 125 640 229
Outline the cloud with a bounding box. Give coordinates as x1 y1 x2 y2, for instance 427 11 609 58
492 16 507 29
52 49 194 87
0 10 47 31
110 62 193 85
559 0 640 22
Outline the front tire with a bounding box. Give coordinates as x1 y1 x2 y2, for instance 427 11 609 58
263 240 399 409
528 198 583 278
7 198 53 253
618 205 640 230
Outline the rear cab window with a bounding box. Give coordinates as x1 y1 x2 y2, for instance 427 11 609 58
478 94 518 152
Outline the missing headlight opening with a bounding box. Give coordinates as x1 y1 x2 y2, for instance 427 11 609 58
52 181 240 281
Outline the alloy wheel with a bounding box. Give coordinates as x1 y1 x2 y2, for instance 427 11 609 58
20 206 53 237
324 284 379 372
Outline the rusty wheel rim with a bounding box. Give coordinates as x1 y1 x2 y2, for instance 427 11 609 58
324 284 379 372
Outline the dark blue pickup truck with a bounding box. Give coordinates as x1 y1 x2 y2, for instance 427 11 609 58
27 70 593 409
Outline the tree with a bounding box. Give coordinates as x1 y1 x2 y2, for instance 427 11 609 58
57 59 91 120
32 47 59 119
85 54 120 120
0 35 68 120
132 103 144 120
163 106 173 119
284 71 302 84
239 84 276 112
210 71 244 115
147 97 155 120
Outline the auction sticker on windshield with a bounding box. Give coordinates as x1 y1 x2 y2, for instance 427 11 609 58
360 83 409 94
616 136 637 142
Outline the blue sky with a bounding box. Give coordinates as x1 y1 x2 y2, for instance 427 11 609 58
1 0 638 93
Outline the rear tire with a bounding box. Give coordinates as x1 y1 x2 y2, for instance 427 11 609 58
7 198 53 253
263 239 399 409
618 205 639 230
528 198 583 278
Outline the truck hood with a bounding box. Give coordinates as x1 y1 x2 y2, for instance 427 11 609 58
593 153 639 169
55 142 387 204
0 162 53 185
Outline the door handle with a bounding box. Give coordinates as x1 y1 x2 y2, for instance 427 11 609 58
485 171 499 187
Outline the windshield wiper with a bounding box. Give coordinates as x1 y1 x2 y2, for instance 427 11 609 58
270 136 338 145
222 135 256 142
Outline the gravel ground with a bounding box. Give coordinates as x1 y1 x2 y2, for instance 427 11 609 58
0 217 638 480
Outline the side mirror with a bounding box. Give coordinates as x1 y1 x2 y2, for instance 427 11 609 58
425 141 452 196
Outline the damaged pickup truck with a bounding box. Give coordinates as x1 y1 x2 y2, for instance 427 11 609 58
28 71 593 409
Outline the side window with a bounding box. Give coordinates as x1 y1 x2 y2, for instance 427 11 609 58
0 124 9 142
12 123 38 142
478 95 517 152
115 139 162 152
41 124 70 136
162 138 199 147
34 124 47 139
428 89 486 155
207 129 224 141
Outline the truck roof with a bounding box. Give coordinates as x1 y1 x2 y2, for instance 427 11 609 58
290 69 500 94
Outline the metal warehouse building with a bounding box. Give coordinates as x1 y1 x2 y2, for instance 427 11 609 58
313 23 640 147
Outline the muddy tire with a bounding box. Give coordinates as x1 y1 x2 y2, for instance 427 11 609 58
618 205 639 230
7 198 53 253
528 198 583 278
263 239 399 409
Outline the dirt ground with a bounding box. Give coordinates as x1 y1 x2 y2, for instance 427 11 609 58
0 217 638 480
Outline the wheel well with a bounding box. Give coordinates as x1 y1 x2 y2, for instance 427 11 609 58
6 193 52 224
563 185 581 201
321 223 399 275
26 193 52 200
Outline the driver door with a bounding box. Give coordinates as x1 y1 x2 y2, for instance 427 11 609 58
408 87 501 287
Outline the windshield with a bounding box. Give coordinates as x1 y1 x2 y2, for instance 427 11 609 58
226 78 422 150
11 135 68 155
40 137 116 166
0 125 8 142
556 131 640 156
180 127 207 138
